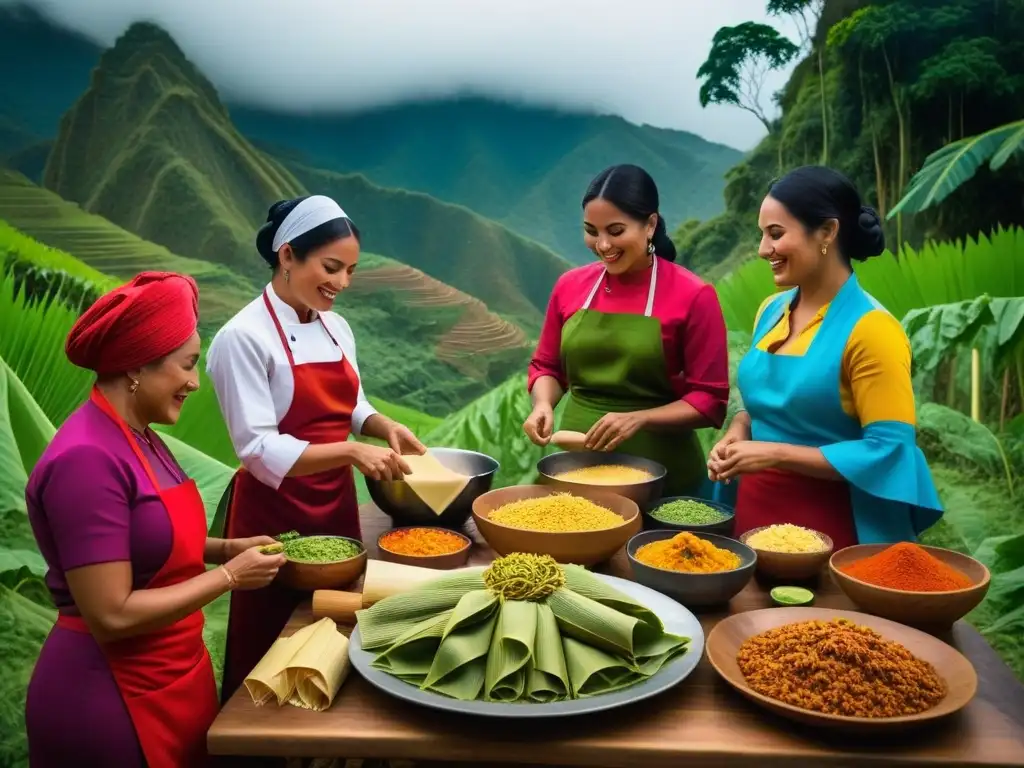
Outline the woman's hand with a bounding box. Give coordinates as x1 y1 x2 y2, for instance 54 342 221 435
523 404 554 446
707 433 744 481
584 412 646 452
383 423 427 456
224 536 277 560
711 441 782 481
223 546 287 591
349 442 413 481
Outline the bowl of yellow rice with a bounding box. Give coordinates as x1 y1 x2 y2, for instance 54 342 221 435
471 485 640 566
536 451 666 510
739 524 834 581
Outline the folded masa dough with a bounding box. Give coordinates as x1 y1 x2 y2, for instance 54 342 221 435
244 617 351 711
401 451 471 515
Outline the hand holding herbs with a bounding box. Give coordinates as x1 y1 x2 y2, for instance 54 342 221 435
222 544 287 591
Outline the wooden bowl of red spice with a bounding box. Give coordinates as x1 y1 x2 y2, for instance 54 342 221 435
829 542 990 629
377 526 473 570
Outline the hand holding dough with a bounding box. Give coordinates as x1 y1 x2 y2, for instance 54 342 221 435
551 430 588 451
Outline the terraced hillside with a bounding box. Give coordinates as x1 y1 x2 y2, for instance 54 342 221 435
43 22 303 284
347 259 530 377
0 169 254 331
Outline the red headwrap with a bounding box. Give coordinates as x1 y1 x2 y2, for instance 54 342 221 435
66 271 200 375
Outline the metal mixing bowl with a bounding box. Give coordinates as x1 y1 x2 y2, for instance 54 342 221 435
365 447 500 530
536 451 666 511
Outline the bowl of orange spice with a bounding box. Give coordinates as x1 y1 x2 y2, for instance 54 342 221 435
377 526 473 570
829 542 990 630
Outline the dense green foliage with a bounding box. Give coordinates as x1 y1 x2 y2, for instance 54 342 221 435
679 0 1024 277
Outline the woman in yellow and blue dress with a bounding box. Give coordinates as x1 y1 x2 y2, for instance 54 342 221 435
707 166 943 549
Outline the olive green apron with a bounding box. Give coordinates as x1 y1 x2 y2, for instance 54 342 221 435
558 258 705 496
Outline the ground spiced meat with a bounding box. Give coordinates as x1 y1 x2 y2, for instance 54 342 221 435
736 618 947 717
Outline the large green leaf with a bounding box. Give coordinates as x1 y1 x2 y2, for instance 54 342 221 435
902 295 995 375
888 119 1024 217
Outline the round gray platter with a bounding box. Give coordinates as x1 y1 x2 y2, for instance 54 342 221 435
347 573 705 718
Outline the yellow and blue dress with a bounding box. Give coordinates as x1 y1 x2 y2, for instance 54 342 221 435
728 274 943 548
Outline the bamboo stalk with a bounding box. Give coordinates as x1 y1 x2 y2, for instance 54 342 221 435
971 348 981 422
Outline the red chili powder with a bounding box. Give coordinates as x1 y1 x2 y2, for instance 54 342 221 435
841 542 973 592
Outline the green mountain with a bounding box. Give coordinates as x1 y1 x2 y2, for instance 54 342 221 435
677 0 1024 279
43 23 306 283
234 99 743 265
40 22 568 328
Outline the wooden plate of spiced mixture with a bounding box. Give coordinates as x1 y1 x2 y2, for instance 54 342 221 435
705 607 978 732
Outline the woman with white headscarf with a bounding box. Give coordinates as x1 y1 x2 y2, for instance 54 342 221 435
206 195 426 702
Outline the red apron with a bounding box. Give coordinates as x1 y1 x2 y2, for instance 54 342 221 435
734 468 858 551
56 387 218 768
220 289 361 703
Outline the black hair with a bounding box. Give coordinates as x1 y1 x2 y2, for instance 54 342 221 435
255 196 361 269
766 166 885 262
582 164 677 263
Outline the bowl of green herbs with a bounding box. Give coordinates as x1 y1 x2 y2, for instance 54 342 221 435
265 531 368 591
643 496 735 537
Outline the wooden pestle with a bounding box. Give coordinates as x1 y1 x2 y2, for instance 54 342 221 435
312 590 363 623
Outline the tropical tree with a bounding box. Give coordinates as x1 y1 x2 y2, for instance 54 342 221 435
767 0 828 161
696 21 799 134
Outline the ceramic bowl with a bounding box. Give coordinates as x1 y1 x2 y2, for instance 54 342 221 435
471 484 640 566
377 526 473 570
277 535 367 591
829 543 991 629
643 496 736 537
536 451 666 511
739 526 834 581
626 529 756 607
366 447 499 529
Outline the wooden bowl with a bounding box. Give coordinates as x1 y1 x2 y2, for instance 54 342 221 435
277 536 367 591
536 451 666 511
377 526 473 570
706 607 978 733
829 544 991 629
739 526 834 581
472 485 641 566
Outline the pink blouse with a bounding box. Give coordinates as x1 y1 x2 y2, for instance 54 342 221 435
527 260 730 427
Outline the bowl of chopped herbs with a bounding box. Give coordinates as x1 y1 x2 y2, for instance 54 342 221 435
269 530 368 591
643 496 735 536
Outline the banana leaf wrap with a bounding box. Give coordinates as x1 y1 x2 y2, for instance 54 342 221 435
355 563 690 703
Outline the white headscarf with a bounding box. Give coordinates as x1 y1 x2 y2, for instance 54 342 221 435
272 195 351 252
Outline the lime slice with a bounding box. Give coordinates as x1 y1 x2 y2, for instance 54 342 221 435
770 586 814 606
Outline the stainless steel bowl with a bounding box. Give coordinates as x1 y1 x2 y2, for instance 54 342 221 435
365 447 500 530
536 451 666 511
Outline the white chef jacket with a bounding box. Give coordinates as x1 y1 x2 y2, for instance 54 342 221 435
205 283 379 490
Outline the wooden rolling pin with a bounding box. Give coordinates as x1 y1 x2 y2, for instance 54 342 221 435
551 430 588 451
312 559 482 623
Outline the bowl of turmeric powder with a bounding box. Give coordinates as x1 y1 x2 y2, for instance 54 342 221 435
626 530 756 607
829 543 990 629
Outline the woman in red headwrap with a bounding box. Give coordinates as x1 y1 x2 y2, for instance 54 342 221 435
24 272 286 768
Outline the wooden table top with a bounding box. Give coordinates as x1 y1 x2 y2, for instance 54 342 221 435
208 504 1024 768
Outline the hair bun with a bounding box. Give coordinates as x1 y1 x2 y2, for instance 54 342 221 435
852 205 885 260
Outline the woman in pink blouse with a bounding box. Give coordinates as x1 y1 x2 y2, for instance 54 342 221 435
524 164 730 496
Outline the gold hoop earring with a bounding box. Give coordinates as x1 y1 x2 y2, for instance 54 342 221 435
821 244 828 256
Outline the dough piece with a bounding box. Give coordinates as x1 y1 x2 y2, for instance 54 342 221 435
551 430 588 451
402 452 471 515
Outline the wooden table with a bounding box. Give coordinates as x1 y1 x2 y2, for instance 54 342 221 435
209 504 1024 767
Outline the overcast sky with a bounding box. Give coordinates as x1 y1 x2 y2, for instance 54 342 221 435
11 0 805 150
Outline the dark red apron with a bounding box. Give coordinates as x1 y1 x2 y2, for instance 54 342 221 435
56 387 218 768
220 289 361 703
734 467 858 550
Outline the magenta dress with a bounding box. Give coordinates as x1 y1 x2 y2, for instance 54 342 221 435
24 400 186 767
